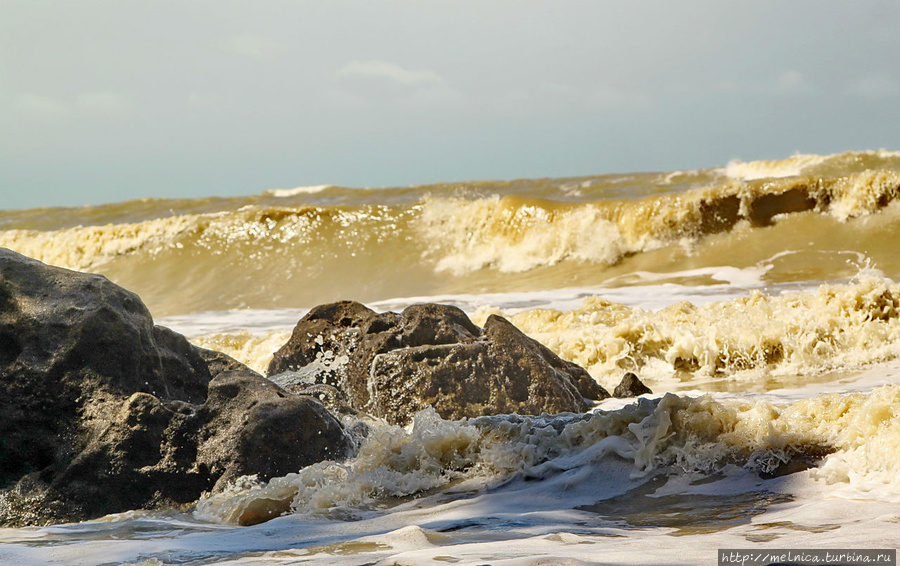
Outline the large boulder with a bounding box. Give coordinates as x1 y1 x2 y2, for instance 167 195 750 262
0 249 352 526
193 370 351 492
267 301 609 425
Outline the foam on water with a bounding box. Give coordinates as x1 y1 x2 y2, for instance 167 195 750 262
265 185 332 198
4 150 900 565
163 272 763 375
175 374 896 564
416 196 626 274
415 169 900 277
162 279 900 530
168 271 900 391
6 377 886 564
723 153 832 180
471 275 900 391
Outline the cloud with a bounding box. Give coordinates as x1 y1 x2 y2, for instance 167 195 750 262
12 92 131 122
13 94 71 121
222 34 284 59
586 85 652 110
335 60 444 87
846 74 900 101
331 59 456 110
76 91 131 117
772 70 815 95
674 71 816 98
187 92 230 109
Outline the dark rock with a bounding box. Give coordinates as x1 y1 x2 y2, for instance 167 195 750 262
482 315 607 403
267 301 484 411
267 300 378 406
613 372 653 398
268 301 609 425
197 346 262 380
0 249 208 492
0 249 351 526
194 370 351 492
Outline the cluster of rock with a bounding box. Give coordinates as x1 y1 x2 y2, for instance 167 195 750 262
266 300 610 425
0 250 350 526
0 248 651 527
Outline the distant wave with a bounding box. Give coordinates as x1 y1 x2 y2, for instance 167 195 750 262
0 205 397 272
265 185 332 198
722 149 900 181
724 153 832 180
416 169 900 275
2 149 899 315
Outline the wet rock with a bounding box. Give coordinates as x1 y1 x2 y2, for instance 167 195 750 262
0 249 351 526
267 301 484 411
268 301 609 425
482 315 607 403
193 370 352 491
613 372 653 398
0 249 207 492
197 346 263 380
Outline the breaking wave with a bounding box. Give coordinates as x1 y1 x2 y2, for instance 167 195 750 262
474 276 900 390
194 382 900 525
416 169 900 275
2 149 899 316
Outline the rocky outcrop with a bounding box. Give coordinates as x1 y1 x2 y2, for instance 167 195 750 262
268 301 609 425
0 249 352 526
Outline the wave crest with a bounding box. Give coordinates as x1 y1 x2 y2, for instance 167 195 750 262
416 170 900 276
474 276 900 389
193 381 900 524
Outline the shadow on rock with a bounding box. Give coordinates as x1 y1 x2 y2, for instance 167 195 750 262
267 301 611 426
0 249 352 526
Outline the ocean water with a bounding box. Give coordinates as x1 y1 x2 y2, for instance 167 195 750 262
2 149 900 565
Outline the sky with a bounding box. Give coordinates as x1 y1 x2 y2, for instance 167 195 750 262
2 0 900 210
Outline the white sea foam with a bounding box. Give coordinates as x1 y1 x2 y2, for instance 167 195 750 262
723 153 830 180
6 280 900 565
167 280 758 373
266 185 332 197
5 378 900 565
6 150 900 566
159 308 309 337
722 148 900 181
416 196 627 275
469 275 900 391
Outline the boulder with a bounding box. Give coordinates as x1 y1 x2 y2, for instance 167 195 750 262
0 249 351 526
268 301 609 425
613 372 653 398
193 370 351 492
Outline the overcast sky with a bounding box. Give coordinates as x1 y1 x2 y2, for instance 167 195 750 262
2 1 899 210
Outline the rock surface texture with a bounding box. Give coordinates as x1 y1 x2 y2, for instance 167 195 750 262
0 249 351 527
613 372 653 398
267 301 609 425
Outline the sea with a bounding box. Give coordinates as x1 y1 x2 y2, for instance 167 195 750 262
1 149 900 565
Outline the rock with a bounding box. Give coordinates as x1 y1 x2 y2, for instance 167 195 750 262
268 301 609 425
0 249 208 493
613 372 653 398
193 370 351 492
0 249 351 526
482 315 607 403
267 301 484 410
197 346 263 380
